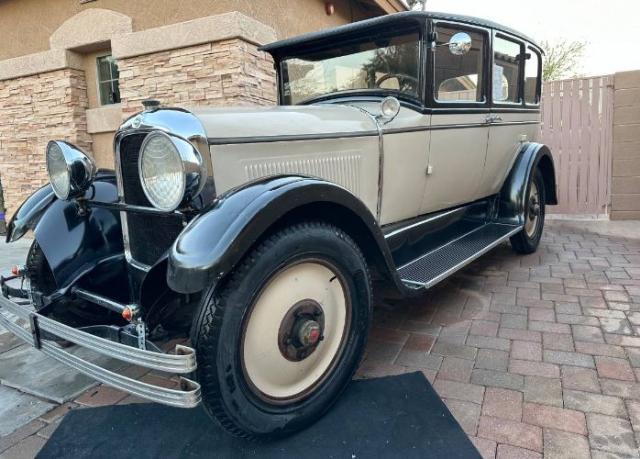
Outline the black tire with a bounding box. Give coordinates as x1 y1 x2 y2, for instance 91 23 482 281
190 222 372 440
510 168 546 254
27 241 110 327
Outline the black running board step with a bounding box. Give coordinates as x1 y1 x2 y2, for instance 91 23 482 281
398 223 522 290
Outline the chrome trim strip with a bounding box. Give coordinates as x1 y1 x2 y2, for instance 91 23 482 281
207 130 379 145
0 295 197 374
399 224 523 289
384 207 462 239
346 104 385 220
205 121 539 145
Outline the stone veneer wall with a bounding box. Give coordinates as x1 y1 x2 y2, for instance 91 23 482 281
611 70 640 220
0 176 5 234
0 69 91 219
118 39 276 116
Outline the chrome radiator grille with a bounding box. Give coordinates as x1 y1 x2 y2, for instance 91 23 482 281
118 134 183 267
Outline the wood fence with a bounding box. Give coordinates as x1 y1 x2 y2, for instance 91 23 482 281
540 75 614 216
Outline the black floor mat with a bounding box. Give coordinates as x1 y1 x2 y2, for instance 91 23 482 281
39 372 480 458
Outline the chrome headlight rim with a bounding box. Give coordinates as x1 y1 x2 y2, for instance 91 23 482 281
45 141 96 200
138 130 206 212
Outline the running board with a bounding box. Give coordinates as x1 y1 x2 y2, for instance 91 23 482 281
398 223 522 290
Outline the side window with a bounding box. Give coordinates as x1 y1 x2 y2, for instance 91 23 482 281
493 36 522 103
97 55 121 106
434 25 485 103
524 47 541 105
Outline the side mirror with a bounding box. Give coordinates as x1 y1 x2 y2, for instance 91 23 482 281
448 32 472 56
377 96 401 124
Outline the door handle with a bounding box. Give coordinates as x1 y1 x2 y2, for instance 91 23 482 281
485 114 503 124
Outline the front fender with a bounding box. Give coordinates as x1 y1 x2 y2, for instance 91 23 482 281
167 176 399 294
32 174 124 289
5 184 56 243
498 142 557 225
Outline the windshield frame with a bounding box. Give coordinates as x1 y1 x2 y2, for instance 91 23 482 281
276 26 426 107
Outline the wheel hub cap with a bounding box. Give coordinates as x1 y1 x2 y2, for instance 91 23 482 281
298 320 322 347
278 300 325 362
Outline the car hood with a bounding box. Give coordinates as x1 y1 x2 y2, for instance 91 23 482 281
187 105 378 142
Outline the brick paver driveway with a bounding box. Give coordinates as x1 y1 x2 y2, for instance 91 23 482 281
1 220 640 458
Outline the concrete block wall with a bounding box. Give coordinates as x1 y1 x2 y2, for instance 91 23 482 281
611 70 640 220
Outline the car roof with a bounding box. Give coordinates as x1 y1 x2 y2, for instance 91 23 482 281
260 11 542 58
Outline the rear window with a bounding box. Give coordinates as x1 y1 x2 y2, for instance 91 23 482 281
524 47 541 105
493 35 522 103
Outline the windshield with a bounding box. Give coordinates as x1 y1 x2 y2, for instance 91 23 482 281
281 32 421 104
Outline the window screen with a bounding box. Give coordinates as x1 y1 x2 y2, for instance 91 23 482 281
434 26 485 103
97 55 121 106
493 36 521 103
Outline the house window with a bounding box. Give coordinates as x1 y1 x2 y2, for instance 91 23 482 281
97 55 121 105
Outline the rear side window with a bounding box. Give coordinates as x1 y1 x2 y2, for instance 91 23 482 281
524 47 541 105
493 35 522 103
434 25 486 103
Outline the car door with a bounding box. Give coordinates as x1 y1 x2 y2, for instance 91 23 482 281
378 106 431 225
420 22 491 214
478 35 542 197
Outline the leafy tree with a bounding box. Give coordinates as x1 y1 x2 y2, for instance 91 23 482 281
541 39 586 81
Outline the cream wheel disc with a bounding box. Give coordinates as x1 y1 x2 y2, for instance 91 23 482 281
524 181 541 238
241 260 351 403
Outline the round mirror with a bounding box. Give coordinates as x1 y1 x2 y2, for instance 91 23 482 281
448 32 472 56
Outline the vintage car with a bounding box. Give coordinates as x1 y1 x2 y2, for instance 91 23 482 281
0 11 555 438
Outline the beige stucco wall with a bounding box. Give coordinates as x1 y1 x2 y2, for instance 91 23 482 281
0 0 381 61
611 70 640 220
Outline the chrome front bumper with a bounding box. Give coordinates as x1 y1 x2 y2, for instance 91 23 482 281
0 294 201 408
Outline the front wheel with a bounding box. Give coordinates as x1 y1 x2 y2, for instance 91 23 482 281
191 222 372 439
510 168 546 254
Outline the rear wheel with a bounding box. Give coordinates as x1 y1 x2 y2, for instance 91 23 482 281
191 222 372 439
510 168 546 254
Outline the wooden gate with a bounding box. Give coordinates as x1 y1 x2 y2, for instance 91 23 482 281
540 75 614 216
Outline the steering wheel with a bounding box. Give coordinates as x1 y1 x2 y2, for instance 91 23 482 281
375 73 419 92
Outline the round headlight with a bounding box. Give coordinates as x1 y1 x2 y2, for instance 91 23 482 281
45 141 95 200
138 131 205 211
46 142 71 200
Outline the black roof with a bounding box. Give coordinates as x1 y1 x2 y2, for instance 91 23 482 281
260 11 542 58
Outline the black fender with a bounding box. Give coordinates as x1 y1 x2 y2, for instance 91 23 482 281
5 184 56 243
29 173 125 290
167 176 402 294
498 142 558 226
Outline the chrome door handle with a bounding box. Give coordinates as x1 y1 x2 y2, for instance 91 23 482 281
485 114 503 124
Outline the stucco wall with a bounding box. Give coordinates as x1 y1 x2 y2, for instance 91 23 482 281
0 0 380 61
0 69 92 219
611 70 640 220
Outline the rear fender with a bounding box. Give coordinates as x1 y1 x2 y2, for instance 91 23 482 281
498 142 557 225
